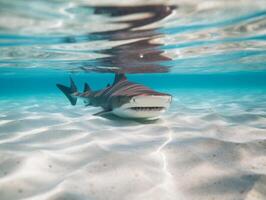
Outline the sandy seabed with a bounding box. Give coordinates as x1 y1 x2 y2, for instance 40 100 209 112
0 90 266 200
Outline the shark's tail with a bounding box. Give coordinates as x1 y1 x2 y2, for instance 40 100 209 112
56 77 78 105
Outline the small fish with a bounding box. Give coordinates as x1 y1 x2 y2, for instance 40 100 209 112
57 74 172 119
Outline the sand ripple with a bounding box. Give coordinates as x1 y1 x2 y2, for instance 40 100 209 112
0 91 266 200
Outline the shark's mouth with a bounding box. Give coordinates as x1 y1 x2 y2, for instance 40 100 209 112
128 106 165 111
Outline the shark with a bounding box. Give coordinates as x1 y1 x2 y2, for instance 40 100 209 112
56 74 172 119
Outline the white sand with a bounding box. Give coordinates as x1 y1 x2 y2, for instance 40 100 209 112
0 90 266 200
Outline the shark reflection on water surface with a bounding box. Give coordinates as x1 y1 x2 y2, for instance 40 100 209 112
74 4 176 74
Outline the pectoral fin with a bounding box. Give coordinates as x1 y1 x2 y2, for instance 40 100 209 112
84 101 92 107
93 110 112 116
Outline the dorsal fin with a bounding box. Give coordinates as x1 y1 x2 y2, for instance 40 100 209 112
113 73 127 85
83 83 91 93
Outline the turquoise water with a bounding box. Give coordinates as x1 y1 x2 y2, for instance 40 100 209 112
1 69 266 98
1 1 266 200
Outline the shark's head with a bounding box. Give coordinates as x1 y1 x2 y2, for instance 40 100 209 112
111 94 172 119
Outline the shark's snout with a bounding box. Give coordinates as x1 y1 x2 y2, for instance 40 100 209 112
112 94 172 119
131 95 171 104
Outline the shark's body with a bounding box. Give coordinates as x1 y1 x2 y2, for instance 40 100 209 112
57 74 171 119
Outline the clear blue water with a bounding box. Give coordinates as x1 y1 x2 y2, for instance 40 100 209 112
1 1 266 200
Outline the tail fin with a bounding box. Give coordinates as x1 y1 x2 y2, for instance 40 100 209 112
56 77 78 105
